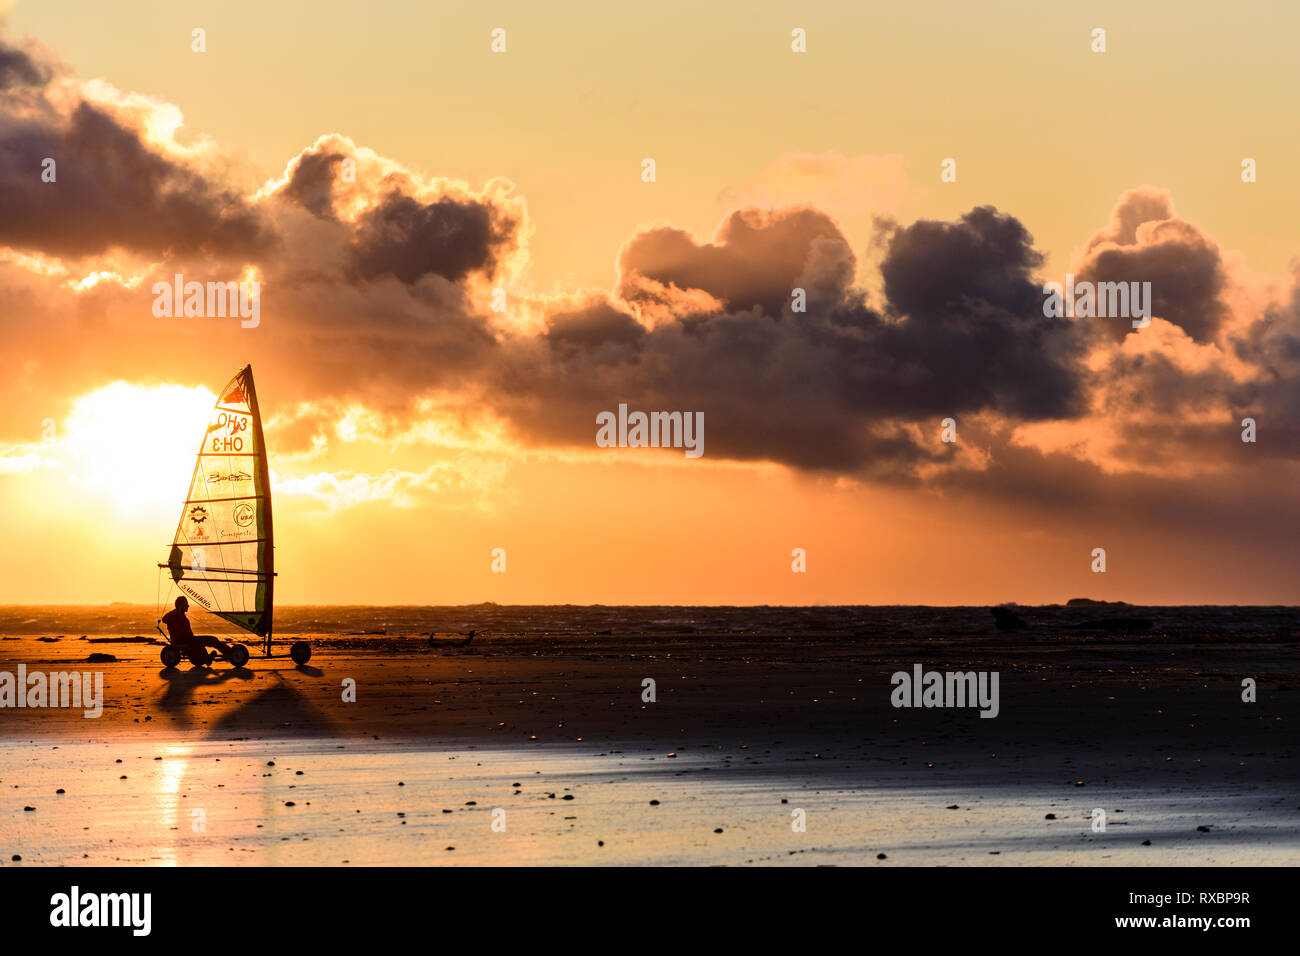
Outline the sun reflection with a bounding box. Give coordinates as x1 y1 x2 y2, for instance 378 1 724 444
158 745 193 867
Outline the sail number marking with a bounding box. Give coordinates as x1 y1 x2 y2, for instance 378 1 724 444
210 412 250 452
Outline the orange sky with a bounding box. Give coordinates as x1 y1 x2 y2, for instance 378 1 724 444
1 3 1298 605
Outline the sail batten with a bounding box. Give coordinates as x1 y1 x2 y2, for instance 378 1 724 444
166 365 273 638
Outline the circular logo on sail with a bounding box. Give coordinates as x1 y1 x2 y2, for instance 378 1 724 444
232 502 255 528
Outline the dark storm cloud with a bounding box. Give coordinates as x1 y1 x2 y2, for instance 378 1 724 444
494 205 1088 472
276 147 343 220
0 94 270 257
1076 188 1229 344
1219 284 1300 458
349 190 517 284
273 140 521 285
880 206 1045 317
545 300 647 352
0 41 51 89
617 207 847 315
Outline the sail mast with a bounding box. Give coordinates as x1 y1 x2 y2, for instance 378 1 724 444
242 365 274 656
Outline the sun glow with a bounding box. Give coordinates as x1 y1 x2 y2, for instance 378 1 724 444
61 382 216 514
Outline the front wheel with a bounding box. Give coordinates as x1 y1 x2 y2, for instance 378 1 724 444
160 644 181 668
228 643 250 667
289 642 311 665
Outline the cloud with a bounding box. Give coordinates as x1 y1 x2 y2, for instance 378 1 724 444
0 37 49 89
267 135 526 285
493 205 1089 474
0 100 270 259
1075 187 1229 343
616 206 852 317
276 458 508 513
3 31 1300 511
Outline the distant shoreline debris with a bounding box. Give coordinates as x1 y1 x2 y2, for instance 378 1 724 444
991 606 1028 630
429 629 475 649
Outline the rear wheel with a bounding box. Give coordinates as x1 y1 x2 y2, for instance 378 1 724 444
160 645 181 668
228 643 250 667
290 642 311 665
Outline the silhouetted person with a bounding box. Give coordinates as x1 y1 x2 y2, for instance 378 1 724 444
161 596 234 665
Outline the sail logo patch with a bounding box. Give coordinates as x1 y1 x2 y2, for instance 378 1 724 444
178 582 211 609
206 468 251 485
232 502 255 528
188 504 209 538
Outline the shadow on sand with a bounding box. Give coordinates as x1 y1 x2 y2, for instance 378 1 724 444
156 665 255 728
203 672 341 738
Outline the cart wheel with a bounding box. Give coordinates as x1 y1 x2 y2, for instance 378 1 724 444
228 643 250 667
290 642 312 665
160 645 181 668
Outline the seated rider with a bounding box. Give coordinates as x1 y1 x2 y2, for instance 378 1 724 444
161 596 234 665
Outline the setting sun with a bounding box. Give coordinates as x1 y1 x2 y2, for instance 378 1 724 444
61 382 215 514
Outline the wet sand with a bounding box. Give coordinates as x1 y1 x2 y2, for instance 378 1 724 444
1 627 1296 865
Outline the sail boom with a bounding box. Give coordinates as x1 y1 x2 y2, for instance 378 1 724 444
184 494 267 505
158 562 277 578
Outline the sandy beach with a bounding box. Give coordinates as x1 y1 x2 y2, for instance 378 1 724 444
1 606 1296 865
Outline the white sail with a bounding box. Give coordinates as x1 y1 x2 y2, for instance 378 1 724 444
166 365 274 637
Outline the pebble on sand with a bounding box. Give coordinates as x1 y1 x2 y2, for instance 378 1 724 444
713 828 723 833
946 804 959 810
1044 813 1056 820
10 855 19 861
876 853 887 860
649 800 660 806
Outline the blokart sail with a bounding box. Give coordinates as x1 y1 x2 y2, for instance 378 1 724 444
162 365 276 656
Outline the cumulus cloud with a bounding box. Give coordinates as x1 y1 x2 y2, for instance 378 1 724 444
490 204 1088 473
0 37 50 89
267 134 526 286
0 97 269 258
1075 187 1229 343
